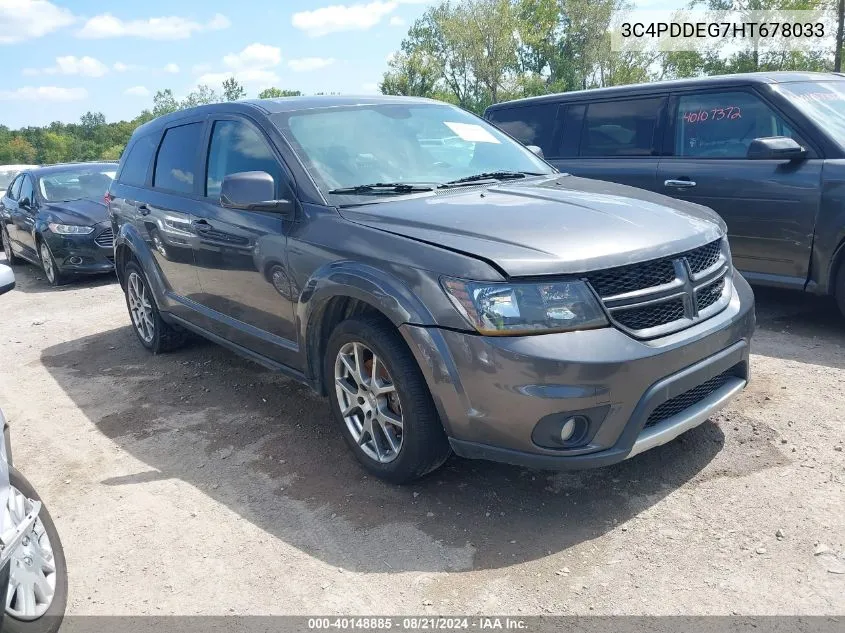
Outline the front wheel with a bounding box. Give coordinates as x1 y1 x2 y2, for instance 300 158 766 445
123 260 186 354
2 227 22 266
325 316 451 484
37 242 64 287
2 467 67 633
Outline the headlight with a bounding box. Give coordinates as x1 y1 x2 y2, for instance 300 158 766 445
441 277 608 335
48 223 94 235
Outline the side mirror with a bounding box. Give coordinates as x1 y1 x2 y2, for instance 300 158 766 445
18 197 30 209
747 137 806 161
220 171 293 215
526 145 545 159
0 264 15 296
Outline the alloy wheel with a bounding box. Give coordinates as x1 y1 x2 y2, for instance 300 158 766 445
2 229 10 259
4 486 56 621
334 341 404 463
127 271 155 343
39 243 55 284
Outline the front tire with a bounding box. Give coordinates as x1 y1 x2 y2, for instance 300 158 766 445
3 467 67 633
123 260 186 354
37 241 64 287
324 316 451 484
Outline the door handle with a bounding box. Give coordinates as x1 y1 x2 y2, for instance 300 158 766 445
664 179 697 189
191 219 212 233
138 204 150 216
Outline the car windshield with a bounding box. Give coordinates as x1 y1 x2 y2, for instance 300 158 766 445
775 81 845 149
38 167 116 202
272 103 553 201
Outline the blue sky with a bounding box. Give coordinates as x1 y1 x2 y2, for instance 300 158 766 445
0 0 437 128
0 0 687 129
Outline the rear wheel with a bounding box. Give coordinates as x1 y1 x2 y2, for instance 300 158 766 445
324 316 451 484
2 467 67 633
2 227 22 265
836 259 845 318
123 260 186 353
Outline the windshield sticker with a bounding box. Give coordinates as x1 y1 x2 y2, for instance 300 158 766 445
444 122 501 144
791 91 845 102
682 107 742 124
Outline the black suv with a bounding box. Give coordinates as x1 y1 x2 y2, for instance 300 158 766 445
109 96 754 483
486 71 845 314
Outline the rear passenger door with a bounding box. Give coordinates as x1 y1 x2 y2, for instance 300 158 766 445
136 121 205 312
552 96 668 192
189 115 299 367
657 89 823 286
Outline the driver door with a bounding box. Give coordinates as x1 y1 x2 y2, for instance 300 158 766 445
657 89 823 287
10 175 38 261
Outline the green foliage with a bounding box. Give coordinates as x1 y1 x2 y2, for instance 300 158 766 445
222 77 247 101
258 87 303 98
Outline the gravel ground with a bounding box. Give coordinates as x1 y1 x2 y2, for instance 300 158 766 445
0 254 843 616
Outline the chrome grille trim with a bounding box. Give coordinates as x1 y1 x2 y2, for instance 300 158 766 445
585 238 731 339
94 227 114 248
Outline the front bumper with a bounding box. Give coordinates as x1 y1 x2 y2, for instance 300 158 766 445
44 223 114 275
400 270 755 470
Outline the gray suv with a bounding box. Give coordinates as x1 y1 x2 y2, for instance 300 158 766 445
109 96 755 483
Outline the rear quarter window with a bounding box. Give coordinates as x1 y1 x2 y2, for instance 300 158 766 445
118 134 158 187
580 97 665 157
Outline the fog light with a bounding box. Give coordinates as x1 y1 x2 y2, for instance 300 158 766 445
560 417 578 442
68 256 83 265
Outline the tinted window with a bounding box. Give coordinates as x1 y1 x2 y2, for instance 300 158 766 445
9 175 23 200
581 98 664 157
153 123 203 194
559 104 586 157
487 104 559 157
18 176 33 205
120 134 157 187
675 91 797 158
206 120 284 198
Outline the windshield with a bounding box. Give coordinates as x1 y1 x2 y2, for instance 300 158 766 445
775 81 845 148
38 167 116 202
272 103 553 200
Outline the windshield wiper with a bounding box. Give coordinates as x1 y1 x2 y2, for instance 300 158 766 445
440 171 545 187
328 183 435 195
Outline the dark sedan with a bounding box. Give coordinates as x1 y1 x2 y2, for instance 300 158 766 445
1 162 116 285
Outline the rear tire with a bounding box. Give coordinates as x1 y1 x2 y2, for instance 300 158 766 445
324 315 451 484
836 259 845 318
123 260 186 354
2 227 22 266
2 467 67 633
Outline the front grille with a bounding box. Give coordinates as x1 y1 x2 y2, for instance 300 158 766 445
645 370 733 429
683 239 722 275
585 239 728 337
613 298 685 331
94 228 114 248
696 278 725 312
586 258 676 297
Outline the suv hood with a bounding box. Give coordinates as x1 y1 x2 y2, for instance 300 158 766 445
41 198 108 226
338 175 725 277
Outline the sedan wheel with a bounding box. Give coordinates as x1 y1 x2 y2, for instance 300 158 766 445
4 486 57 621
39 243 57 285
127 271 155 344
334 341 404 463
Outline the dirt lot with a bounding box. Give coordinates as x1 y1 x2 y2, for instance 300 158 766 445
0 255 843 616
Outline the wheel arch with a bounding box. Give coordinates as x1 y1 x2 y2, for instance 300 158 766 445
113 224 169 309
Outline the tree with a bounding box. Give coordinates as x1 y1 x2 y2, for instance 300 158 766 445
152 89 179 117
222 77 247 101
0 136 37 163
379 50 441 97
181 84 219 108
258 87 303 98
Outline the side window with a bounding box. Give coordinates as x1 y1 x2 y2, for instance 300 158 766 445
205 119 284 198
119 134 158 187
675 91 798 158
558 103 585 157
9 175 23 200
487 104 559 157
153 123 204 194
18 176 33 206
580 97 665 157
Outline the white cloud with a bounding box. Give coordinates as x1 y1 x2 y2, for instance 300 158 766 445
77 12 230 40
23 55 109 77
389 15 405 26
288 57 336 72
163 63 180 74
292 2 398 37
0 86 87 101
113 62 129 72
0 0 76 44
124 85 150 97
197 69 279 88
223 43 282 70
